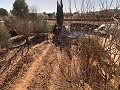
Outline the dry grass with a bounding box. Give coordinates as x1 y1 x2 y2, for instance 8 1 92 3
0 0 120 90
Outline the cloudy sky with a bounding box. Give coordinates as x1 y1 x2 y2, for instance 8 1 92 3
0 0 119 13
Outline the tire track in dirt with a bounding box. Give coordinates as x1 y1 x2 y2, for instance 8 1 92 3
27 44 57 90
13 44 51 90
0 41 48 90
26 44 62 90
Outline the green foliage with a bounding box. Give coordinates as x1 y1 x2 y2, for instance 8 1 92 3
0 27 11 48
56 0 63 26
0 8 8 17
11 0 29 18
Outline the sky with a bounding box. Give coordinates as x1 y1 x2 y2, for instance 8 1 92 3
0 0 119 13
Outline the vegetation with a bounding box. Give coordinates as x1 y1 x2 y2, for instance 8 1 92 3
0 8 8 17
0 0 119 90
56 0 63 26
11 0 29 19
0 27 11 48
4 16 47 43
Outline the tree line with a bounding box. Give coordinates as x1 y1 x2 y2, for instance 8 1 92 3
0 0 33 19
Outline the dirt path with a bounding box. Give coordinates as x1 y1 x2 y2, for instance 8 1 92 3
13 44 51 90
1 41 81 90
48 48 62 90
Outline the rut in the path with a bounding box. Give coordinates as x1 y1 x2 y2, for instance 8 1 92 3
14 44 51 90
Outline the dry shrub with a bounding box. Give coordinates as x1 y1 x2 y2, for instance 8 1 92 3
54 4 120 88
4 15 48 43
0 27 11 49
32 16 48 34
55 35 119 90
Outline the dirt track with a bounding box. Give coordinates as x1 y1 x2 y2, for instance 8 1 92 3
0 38 119 90
3 41 69 90
13 44 51 90
8 41 78 90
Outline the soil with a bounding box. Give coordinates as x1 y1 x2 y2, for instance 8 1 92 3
0 40 76 90
0 35 119 90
